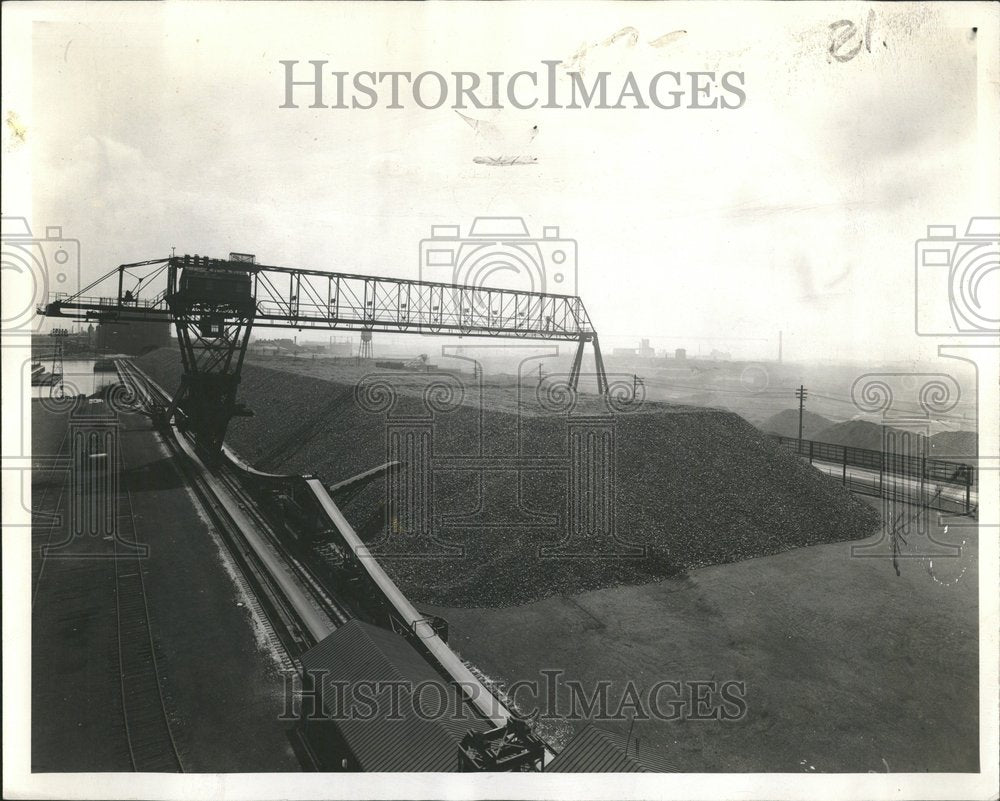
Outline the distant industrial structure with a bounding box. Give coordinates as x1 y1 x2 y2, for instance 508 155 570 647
358 329 374 360
612 338 656 359
328 336 353 356
249 335 354 358
609 340 735 362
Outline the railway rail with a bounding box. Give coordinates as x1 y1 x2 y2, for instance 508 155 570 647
112 475 183 771
32 391 183 770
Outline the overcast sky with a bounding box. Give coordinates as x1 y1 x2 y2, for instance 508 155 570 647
15 1 996 361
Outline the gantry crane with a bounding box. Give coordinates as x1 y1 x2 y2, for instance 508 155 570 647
39 252 608 452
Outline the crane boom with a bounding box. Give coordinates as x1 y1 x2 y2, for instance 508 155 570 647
41 253 598 341
38 252 609 453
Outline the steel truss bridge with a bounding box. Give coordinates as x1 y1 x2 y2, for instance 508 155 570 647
39 252 609 452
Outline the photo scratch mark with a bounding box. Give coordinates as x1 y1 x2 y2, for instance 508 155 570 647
648 30 688 49
457 110 539 166
562 27 687 75
472 156 539 167
602 26 640 48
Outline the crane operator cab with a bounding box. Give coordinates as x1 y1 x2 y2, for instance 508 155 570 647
172 253 256 336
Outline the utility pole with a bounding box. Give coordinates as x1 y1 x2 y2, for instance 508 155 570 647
795 384 808 454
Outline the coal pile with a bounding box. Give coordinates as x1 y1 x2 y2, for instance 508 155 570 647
764 409 977 466
814 420 887 450
761 408 833 440
928 431 977 463
138 349 881 608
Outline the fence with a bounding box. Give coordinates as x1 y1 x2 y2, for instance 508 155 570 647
769 434 976 516
840 472 974 516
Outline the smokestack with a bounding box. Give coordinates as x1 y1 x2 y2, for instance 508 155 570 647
778 330 783 364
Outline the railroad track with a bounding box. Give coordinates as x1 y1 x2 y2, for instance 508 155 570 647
116 360 345 653
32 386 182 769
112 461 182 772
30 427 70 607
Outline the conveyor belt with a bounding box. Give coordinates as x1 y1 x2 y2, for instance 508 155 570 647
117 361 339 644
304 478 513 728
172 432 338 644
118 360 523 734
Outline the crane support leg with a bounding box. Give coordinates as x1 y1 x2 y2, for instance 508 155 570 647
166 301 255 454
568 335 609 395
568 337 586 391
592 334 609 395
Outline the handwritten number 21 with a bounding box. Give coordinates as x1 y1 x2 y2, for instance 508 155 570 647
829 10 875 63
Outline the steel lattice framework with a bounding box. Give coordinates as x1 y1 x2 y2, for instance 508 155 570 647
45 254 599 340
40 253 609 451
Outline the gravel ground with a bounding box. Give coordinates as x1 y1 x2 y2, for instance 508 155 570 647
138 349 881 608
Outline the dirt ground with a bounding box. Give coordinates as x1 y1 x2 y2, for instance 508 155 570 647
424 497 979 773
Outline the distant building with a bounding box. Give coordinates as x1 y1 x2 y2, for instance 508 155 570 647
674 348 687 360
249 336 354 357
249 337 297 356
614 338 656 360
327 336 353 356
249 343 287 356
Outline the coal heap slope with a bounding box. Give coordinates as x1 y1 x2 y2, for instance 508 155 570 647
815 419 892 451
761 408 833 440
928 430 977 463
137 349 880 607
